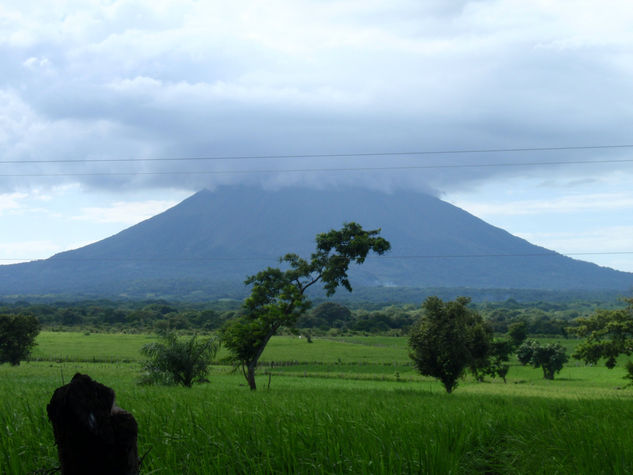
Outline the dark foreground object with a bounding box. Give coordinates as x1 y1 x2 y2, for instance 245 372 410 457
47 373 139 475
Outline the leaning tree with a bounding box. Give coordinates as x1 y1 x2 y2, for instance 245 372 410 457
221 222 390 390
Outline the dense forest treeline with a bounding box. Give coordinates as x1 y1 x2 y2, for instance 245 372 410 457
0 286 627 304
1 296 627 336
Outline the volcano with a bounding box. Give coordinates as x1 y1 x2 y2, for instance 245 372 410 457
1 186 632 299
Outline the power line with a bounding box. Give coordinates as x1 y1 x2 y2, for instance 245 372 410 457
1 144 633 165
2 251 633 263
381 251 633 259
2 158 633 177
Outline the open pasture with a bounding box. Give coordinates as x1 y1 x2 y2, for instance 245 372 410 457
2 332 633 474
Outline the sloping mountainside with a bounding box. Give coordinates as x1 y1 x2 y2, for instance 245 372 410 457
1 186 632 299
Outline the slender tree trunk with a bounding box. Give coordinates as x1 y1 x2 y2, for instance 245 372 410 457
243 326 279 390
543 367 554 380
246 363 257 390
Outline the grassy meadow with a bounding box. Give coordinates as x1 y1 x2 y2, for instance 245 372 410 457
2 332 633 474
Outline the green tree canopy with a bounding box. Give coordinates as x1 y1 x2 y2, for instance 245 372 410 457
517 340 568 380
483 339 514 383
0 314 40 366
508 321 529 347
313 302 352 325
570 298 633 369
222 222 390 390
408 296 492 393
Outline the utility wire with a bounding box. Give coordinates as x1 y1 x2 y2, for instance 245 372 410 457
2 158 633 177
1 144 633 164
2 251 633 263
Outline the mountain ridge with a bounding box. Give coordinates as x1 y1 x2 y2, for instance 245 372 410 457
1 186 632 299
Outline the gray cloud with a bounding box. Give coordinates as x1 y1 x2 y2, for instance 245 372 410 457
2 0 633 195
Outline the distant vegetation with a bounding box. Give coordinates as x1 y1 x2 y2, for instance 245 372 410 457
0 294 623 337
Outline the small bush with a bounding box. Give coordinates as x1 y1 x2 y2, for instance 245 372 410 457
140 333 219 387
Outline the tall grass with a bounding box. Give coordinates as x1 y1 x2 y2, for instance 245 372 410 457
2 332 633 473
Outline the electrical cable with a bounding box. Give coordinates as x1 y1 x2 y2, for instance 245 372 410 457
2 251 633 263
2 158 633 177
2 144 633 164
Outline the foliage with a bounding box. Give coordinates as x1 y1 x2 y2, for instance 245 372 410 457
479 324 530 383
624 361 633 388
570 299 633 368
484 340 513 383
297 302 352 329
408 296 492 393
222 222 390 389
140 333 219 387
0 294 618 337
508 321 528 347
478 298 602 336
517 340 568 379
468 316 495 382
0 314 40 365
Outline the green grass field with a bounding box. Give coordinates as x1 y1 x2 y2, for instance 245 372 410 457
2 332 633 474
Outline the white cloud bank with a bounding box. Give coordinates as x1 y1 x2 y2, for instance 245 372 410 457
1 0 633 194
453 193 633 217
72 199 181 224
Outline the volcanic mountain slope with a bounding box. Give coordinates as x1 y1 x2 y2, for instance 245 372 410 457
1 186 632 298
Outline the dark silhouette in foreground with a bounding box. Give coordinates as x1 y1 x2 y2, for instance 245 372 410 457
47 373 139 475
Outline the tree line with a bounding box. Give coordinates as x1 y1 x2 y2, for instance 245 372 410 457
0 296 598 337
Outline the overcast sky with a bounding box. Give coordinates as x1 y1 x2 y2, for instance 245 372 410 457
1 0 633 273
